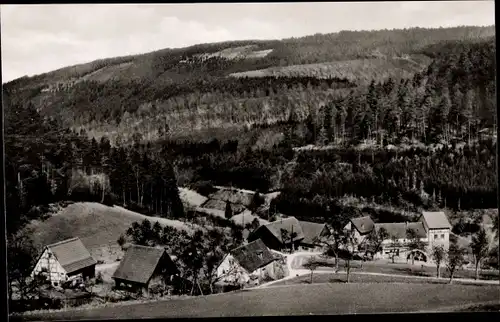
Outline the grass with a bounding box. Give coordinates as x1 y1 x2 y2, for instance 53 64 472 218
294 255 499 281
356 261 500 281
272 272 494 287
17 283 499 320
28 202 195 263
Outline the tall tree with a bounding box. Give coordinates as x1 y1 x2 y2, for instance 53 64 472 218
446 240 466 284
431 245 446 278
470 228 489 280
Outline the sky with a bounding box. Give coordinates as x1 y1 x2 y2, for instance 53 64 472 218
1 1 495 83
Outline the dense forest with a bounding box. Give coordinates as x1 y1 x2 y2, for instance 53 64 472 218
4 30 497 236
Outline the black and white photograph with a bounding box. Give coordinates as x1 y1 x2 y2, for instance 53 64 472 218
2 1 499 319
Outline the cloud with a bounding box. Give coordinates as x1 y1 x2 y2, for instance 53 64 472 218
1 2 495 82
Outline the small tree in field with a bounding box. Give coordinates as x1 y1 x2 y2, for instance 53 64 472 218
367 227 389 258
431 245 446 278
340 229 358 283
314 226 343 272
388 235 401 264
470 227 489 280
303 257 320 284
446 241 466 284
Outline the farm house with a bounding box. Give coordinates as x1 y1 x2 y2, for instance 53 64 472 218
30 237 97 287
112 245 179 296
216 239 278 286
297 221 329 252
248 217 305 251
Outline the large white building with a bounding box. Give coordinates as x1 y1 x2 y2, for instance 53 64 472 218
345 211 452 261
418 211 452 252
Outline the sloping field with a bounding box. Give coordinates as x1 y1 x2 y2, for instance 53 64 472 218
27 202 195 263
18 283 499 319
230 56 431 84
195 45 273 60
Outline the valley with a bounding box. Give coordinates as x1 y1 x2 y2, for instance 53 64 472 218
4 24 499 317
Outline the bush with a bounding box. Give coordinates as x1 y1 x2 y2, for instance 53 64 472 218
95 272 104 284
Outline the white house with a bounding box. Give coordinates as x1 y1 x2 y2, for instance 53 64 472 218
216 239 278 286
31 237 97 287
419 211 452 252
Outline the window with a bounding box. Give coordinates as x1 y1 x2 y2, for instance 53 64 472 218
440 234 444 239
434 234 438 239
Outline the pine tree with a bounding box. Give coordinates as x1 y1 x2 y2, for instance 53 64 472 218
225 201 233 219
449 84 463 139
460 89 474 145
317 127 328 146
323 103 335 143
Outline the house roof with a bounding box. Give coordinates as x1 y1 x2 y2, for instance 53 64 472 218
255 217 305 244
46 237 96 274
208 188 255 207
350 216 375 235
201 198 246 214
421 211 452 229
112 245 177 285
374 222 427 239
230 239 276 273
298 221 327 245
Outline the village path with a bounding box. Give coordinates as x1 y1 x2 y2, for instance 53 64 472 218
253 251 323 289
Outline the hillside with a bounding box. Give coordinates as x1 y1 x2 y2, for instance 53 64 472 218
3 26 495 144
26 202 196 263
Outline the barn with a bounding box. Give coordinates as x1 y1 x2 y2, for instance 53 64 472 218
297 221 329 252
30 237 97 287
112 245 179 296
248 217 305 251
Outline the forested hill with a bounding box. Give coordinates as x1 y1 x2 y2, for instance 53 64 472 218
3 26 495 145
3 26 498 239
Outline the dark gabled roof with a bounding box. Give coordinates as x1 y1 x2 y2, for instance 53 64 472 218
47 237 96 274
112 245 177 285
374 222 427 239
256 217 305 244
298 221 327 245
421 212 452 229
230 239 276 273
350 216 375 235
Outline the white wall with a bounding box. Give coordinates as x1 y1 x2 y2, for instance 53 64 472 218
31 248 68 286
427 228 450 251
216 254 251 285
